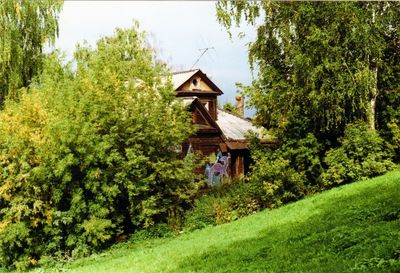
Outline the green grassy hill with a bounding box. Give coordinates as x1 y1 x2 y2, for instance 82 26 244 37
34 171 400 273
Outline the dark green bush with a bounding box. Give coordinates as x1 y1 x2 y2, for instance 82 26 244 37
0 25 199 270
247 157 307 208
184 195 216 231
386 120 400 161
246 133 323 209
322 122 395 186
183 178 261 230
129 223 174 242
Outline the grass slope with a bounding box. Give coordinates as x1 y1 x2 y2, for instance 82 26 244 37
36 171 400 272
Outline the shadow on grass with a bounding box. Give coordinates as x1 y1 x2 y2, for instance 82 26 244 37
168 179 400 273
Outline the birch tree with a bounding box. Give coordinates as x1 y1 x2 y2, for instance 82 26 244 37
0 0 62 103
217 1 400 140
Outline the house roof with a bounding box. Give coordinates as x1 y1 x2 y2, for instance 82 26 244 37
182 97 271 149
172 69 223 95
216 109 264 141
182 96 221 134
172 70 199 90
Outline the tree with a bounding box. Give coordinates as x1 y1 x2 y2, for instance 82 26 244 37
222 102 240 116
0 0 62 103
217 1 400 142
0 24 198 270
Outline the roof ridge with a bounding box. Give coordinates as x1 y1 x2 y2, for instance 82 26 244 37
172 69 200 75
218 108 253 123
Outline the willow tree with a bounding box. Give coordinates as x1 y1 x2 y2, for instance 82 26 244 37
217 1 400 141
0 0 63 103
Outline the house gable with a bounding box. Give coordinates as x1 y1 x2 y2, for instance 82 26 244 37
186 97 221 134
173 69 222 120
178 73 217 93
173 69 223 95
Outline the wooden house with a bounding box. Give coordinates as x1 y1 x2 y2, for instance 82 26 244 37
172 69 264 183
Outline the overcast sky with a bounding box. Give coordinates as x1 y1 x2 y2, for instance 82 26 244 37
52 1 256 116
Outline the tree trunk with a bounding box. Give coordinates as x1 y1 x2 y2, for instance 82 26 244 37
370 94 377 130
369 8 377 131
369 65 378 130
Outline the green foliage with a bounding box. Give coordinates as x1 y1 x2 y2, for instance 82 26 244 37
217 2 400 141
221 102 240 116
184 195 216 231
248 157 306 208
376 11 400 160
322 122 395 186
129 223 174 242
216 1 400 223
184 178 260 231
377 68 400 161
246 132 323 209
0 24 199 269
0 0 63 103
386 121 400 160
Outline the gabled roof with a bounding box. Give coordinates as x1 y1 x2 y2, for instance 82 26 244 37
216 109 264 142
182 97 221 134
172 70 199 90
182 97 270 149
172 69 223 95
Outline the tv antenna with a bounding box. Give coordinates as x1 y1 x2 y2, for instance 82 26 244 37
190 47 214 69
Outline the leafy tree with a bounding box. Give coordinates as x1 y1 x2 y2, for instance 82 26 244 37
222 102 240 116
217 1 400 142
0 0 62 103
376 12 400 159
0 24 198 270
216 1 399 203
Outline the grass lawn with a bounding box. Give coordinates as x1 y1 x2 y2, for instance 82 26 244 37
26 170 400 273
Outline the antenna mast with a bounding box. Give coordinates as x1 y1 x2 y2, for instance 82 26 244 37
190 47 214 69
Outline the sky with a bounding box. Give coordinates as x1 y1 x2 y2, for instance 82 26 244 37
52 1 256 116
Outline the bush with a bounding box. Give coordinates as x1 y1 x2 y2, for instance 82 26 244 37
129 223 174 242
322 121 395 186
0 24 199 270
247 157 308 208
183 178 260 231
386 120 400 161
184 195 216 231
246 133 323 209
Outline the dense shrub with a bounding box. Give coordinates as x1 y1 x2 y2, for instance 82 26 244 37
245 132 323 209
322 122 395 186
129 223 174 242
0 25 199 270
386 120 400 161
183 178 260 230
247 157 307 208
184 194 218 231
